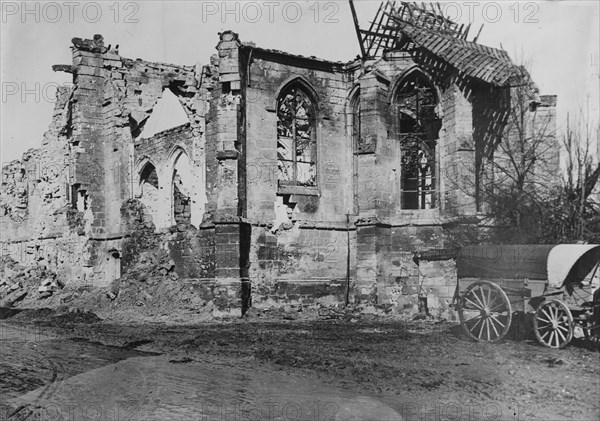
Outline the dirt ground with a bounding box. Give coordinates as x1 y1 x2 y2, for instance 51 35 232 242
1 307 599 421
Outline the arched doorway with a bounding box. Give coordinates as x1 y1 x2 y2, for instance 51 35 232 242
106 249 121 284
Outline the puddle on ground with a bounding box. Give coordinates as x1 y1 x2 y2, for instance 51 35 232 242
0 322 157 401
8 355 403 420
2 322 493 421
2 322 402 420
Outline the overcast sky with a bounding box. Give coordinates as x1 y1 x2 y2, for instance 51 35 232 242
1 1 598 163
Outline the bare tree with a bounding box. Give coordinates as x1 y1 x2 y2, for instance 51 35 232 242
545 108 600 242
443 58 598 244
481 76 560 243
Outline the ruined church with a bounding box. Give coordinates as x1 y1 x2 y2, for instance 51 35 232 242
1 2 557 316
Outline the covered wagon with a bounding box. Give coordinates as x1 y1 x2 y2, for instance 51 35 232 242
454 244 600 348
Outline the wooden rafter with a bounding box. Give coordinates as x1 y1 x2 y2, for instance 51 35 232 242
347 1 527 87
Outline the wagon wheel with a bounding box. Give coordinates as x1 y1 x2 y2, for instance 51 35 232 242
534 299 574 349
458 281 512 342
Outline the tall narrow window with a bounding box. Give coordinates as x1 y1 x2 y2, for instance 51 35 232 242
277 84 317 187
172 151 192 225
351 89 361 151
351 89 361 212
138 161 160 224
396 71 441 210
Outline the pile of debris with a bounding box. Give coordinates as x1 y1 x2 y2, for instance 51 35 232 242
104 250 179 306
0 257 64 307
89 250 213 318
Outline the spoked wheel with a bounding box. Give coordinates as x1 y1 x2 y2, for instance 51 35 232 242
458 281 512 342
534 299 574 349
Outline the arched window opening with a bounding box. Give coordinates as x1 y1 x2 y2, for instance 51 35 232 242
140 162 159 189
138 161 160 224
277 84 317 187
396 71 441 210
350 89 361 212
137 89 189 140
172 152 192 225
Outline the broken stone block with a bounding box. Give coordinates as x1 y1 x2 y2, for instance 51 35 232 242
4 267 17 279
140 291 153 301
160 260 175 272
40 279 53 287
0 290 27 307
38 283 59 294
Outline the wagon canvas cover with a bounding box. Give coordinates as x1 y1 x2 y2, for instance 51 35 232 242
547 245 600 288
457 245 555 280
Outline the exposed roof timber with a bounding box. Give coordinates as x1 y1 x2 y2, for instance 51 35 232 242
352 1 529 86
349 0 366 58
400 24 529 86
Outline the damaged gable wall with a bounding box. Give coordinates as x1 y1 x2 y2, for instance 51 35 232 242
2 34 213 291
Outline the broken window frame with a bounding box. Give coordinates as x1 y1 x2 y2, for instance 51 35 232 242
139 161 159 190
276 85 317 189
171 151 192 226
70 183 89 211
395 71 440 210
400 134 437 210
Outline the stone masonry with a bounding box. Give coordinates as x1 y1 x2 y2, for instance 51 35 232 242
1 17 557 318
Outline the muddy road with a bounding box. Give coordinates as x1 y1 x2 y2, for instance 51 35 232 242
1 309 599 420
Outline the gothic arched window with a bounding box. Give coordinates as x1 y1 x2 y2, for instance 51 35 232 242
396 71 441 210
139 161 159 189
350 89 361 212
277 84 317 187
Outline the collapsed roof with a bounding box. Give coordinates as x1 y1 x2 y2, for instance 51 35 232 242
351 1 529 87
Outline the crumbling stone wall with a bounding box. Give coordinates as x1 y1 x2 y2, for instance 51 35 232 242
133 123 206 229
64 35 213 287
0 78 95 289
1 30 557 318
1 34 212 290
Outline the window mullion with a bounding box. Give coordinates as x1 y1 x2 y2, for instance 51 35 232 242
292 116 297 184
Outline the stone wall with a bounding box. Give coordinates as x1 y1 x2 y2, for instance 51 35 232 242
1 31 558 318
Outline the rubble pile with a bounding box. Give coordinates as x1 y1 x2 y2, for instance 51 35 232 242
0 257 63 307
87 250 213 317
